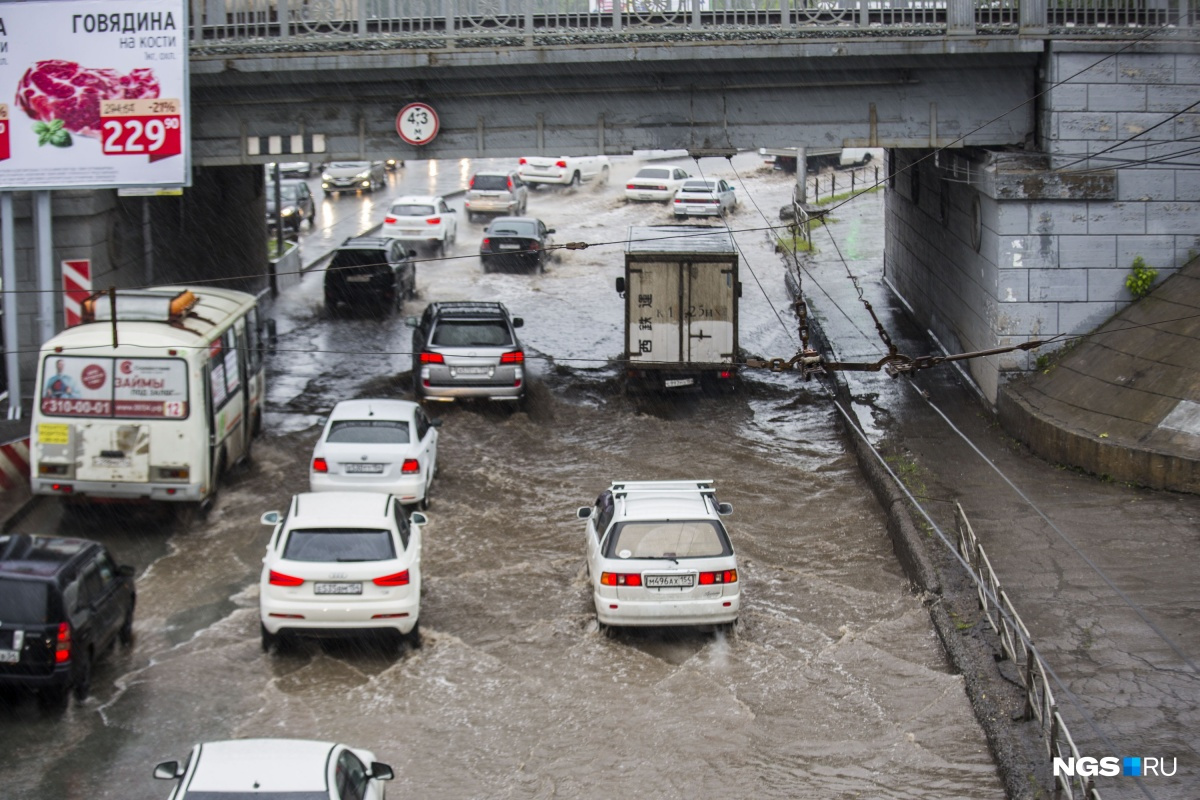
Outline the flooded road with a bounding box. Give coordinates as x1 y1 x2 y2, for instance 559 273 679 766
0 156 1003 798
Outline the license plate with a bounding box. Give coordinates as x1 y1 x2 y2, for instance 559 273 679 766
665 378 694 388
343 463 384 474
92 456 131 467
0 650 19 663
314 582 363 595
346 275 373 283
644 574 695 588
453 367 489 376
498 244 522 250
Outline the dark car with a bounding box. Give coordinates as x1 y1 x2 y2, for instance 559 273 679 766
480 217 555 273
406 301 526 404
0 534 136 707
266 179 316 236
325 236 417 316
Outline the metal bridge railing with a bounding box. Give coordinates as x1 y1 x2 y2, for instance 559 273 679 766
188 0 1196 45
955 503 1103 800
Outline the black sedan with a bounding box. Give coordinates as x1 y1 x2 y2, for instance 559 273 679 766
480 217 555 273
266 180 316 236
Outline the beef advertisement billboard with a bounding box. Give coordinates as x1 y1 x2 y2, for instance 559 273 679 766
0 0 189 190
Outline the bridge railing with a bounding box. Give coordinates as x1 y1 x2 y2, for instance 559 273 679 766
188 0 1196 45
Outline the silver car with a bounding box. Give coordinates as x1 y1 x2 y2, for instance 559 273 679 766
672 178 738 217
321 161 387 195
407 301 526 404
464 170 528 222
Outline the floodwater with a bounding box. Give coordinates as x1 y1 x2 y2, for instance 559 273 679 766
0 155 1003 798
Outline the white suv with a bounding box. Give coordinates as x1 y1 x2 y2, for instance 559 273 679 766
576 480 740 631
259 492 425 650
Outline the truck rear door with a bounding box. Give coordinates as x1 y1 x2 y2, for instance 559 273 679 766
685 261 735 365
626 262 681 365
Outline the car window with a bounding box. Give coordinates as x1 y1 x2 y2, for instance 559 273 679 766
330 250 387 270
414 409 430 440
674 169 688 180
682 180 715 191
472 174 510 191
0 580 50 624
439 200 450 213
96 553 116 586
82 566 105 604
595 491 615 540
326 420 411 444
430 320 513 347
391 204 435 216
636 168 670 179
604 520 730 559
489 221 537 237
335 749 369 800
282 529 397 562
391 503 411 550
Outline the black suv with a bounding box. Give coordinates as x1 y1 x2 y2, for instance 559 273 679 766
324 236 417 316
0 534 136 707
406 302 526 404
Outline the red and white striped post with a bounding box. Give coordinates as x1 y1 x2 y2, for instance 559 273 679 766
61 259 92 329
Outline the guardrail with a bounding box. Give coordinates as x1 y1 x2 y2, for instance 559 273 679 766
189 0 1196 45
955 502 1103 800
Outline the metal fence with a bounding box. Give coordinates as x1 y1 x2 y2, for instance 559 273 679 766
955 503 1103 800
188 0 1196 43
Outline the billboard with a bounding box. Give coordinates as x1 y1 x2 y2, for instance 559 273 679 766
0 0 189 190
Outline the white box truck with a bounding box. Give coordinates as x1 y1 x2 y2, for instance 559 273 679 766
616 225 740 392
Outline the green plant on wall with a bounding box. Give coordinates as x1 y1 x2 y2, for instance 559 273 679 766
1125 256 1158 299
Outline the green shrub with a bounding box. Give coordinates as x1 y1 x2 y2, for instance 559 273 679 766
1125 256 1158 299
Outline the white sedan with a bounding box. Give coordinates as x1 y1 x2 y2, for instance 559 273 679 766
672 178 738 217
381 194 459 254
624 165 692 202
577 480 740 630
259 492 425 650
154 738 394 799
310 399 440 509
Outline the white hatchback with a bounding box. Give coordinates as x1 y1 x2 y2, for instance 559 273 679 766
577 480 740 630
154 738 394 799
624 165 692 202
259 492 425 649
309 399 440 509
381 194 459 253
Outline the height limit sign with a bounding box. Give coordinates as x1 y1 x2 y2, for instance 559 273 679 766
396 103 439 146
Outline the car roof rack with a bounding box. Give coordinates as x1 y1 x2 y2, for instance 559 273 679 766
431 301 508 316
610 480 715 498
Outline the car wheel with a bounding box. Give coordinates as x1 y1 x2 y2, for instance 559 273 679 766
570 171 581 187
72 650 92 702
407 620 423 649
119 604 135 646
260 623 276 653
420 485 431 511
598 166 610 186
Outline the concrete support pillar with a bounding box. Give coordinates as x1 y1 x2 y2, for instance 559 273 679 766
795 146 807 204
33 191 54 345
1 193 18 418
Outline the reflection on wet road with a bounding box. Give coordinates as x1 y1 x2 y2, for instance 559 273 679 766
0 156 1003 799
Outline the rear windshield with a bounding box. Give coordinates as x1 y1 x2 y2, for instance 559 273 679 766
681 180 716 191
390 204 434 216
488 221 537 238
431 320 512 347
326 420 410 444
0 580 50 624
282 529 396 562
635 168 671 179
604 520 730 560
330 250 387 269
472 175 510 191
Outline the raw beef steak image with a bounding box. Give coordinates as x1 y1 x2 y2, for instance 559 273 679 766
16 60 160 138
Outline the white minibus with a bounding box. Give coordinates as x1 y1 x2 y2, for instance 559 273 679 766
31 286 267 509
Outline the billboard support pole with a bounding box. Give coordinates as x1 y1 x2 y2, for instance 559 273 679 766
34 190 55 345
1 193 19 419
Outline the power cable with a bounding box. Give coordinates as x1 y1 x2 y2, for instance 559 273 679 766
1053 100 1200 172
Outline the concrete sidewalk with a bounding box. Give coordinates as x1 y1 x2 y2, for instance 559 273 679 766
790 189 1199 799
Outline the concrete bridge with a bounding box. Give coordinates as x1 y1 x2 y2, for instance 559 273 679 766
2 0 1197 406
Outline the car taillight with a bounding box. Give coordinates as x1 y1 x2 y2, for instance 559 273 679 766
519 158 527 165
269 571 305 587
426 217 441 225
469 175 475 187
373 570 410 586
312 457 328 473
500 350 524 364
507 178 514 191
653 185 667 191
674 198 682 203
401 458 420 474
600 572 642 587
555 160 567 168
54 622 71 664
698 569 738 585
419 352 445 364
626 183 636 190
481 238 490 250
719 370 733 379
385 216 397 224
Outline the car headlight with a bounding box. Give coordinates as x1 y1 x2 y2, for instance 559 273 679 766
281 206 297 216
321 173 333 181
355 171 370 180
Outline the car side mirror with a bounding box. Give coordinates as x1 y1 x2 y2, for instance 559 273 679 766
409 512 428 526
369 762 395 781
546 228 556 234
404 316 419 328
153 761 182 780
261 511 281 526
577 506 592 519
615 277 625 294
717 502 734 515
448 208 457 213
118 564 136 578
430 418 443 428
408 250 418 258
512 317 524 328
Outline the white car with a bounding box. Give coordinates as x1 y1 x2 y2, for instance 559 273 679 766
672 179 738 217
259 492 425 650
577 480 740 630
309 399 440 509
518 155 610 187
624 166 692 202
381 194 459 254
154 738 394 799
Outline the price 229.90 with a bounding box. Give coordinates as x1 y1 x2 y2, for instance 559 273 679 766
101 115 182 157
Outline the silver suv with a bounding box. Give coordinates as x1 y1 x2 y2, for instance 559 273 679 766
465 171 528 222
407 302 526 404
